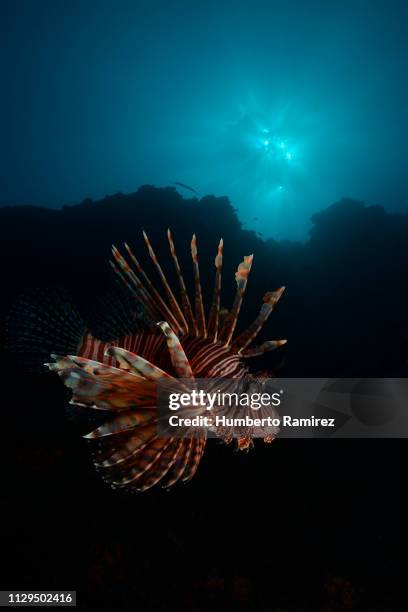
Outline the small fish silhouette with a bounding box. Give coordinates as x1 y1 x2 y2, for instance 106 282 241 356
172 182 200 196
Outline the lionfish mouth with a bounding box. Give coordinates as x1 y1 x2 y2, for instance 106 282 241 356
47 230 287 491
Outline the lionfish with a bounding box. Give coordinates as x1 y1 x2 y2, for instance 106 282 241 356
16 231 286 491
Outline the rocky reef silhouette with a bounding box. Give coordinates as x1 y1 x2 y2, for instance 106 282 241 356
2 186 407 377
1 186 407 610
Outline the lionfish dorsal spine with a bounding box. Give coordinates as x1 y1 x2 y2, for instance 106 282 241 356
111 247 157 318
232 286 286 352
109 258 141 301
111 244 181 332
123 241 183 332
241 339 287 358
191 234 207 338
218 254 253 345
166 229 198 336
207 238 223 341
142 231 189 334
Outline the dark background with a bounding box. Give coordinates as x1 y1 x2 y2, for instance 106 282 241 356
2 0 408 607
1 187 407 610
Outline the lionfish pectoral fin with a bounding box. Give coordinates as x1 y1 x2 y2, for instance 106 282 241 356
83 410 156 439
105 346 173 381
181 438 206 483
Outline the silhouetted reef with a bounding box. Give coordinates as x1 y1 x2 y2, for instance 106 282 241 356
2 186 407 376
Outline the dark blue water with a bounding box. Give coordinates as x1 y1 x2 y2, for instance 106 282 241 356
2 0 408 239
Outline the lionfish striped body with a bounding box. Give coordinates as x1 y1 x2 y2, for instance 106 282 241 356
47 230 286 491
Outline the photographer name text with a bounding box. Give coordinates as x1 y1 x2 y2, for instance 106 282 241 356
168 415 336 428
